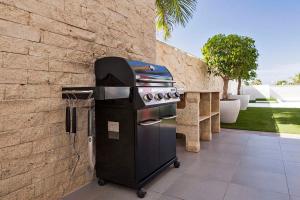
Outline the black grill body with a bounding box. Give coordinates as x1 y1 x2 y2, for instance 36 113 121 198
94 57 180 191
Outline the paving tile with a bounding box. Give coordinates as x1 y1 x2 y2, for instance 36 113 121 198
231 168 289 194
239 156 285 174
286 175 300 197
280 138 300 145
211 133 250 145
282 150 300 163
158 195 183 200
64 129 298 200
163 174 228 200
185 160 237 182
64 181 100 200
207 143 246 156
176 151 200 172
197 150 242 166
281 143 300 153
247 140 281 150
284 161 300 178
224 183 290 200
291 195 300 200
248 135 280 143
66 181 165 200
244 146 283 160
145 167 184 194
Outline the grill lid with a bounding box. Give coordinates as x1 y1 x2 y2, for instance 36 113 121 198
95 57 173 87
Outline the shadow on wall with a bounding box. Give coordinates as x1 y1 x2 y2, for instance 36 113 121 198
270 86 300 102
241 85 270 100
156 41 223 92
241 85 300 101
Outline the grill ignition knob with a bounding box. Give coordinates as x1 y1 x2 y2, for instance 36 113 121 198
164 92 172 99
174 92 180 98
155 93 164 100
143 93 153 101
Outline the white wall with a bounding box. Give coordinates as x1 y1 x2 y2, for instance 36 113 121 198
242 85 270 100
241 85 300 101
270 86 300 102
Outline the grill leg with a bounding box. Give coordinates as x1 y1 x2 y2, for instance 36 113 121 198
98 179 106 186
174 160 181 168
137 188 147 198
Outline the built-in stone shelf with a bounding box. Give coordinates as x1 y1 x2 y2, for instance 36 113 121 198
176 91 221 152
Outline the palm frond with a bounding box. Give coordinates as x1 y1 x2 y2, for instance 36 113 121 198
156 0 197 40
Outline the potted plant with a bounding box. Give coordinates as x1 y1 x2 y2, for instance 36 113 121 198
229 36 259 110
202 34 255 123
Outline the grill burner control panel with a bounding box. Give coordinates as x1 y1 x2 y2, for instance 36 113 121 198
138 87 180 105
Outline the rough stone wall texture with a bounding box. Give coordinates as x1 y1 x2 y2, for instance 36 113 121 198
156 41 223 92
0 0 155 199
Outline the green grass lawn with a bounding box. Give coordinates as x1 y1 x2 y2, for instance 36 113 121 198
249 98 277 103
221 107 300 134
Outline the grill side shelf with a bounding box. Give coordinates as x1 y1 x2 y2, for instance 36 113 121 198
62 86 130 100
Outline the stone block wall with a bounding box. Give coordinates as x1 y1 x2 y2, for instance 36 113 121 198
156 41 223 92
0 0 155 199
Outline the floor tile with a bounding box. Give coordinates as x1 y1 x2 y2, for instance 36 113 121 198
281 143 300 153
247 140 281 150
284 161 300 178
145 167 184 194
280 138 300 145
197 150 242 166
282 150 300 163
248 135 280 144
239 156 285 174
207 143 246 156
244 146 282 160
287 176 300 197
211 133 249 146
185 160 237 182
291 195 300 200
63 129 300 200
158 194 183 200
64 181 164 200
176 151 200 172
163 174 228 200
224 183 290 200
231 168 289 194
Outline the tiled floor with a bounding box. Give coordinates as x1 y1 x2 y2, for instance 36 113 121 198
64 129 300 200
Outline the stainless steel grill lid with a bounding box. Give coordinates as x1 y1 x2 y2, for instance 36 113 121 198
95 57 174 87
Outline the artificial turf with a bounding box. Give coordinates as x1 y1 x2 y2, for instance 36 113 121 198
221 107 300 134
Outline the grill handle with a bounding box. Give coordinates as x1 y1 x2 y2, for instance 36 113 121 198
136 78 176 83
139 119 161 126
161 115 177 120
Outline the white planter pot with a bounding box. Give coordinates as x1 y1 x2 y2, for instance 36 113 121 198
220 99 240 123
229 94 250 110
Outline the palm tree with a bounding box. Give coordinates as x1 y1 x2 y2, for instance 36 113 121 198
292 73 300 85
156 0 197 40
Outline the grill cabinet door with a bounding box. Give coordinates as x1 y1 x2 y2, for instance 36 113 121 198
136 108 160 181
159 104 177 165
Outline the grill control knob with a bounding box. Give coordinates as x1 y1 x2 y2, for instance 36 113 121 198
155 93 164 100
164 92 172 99
174 92 180 98
143 93 153 102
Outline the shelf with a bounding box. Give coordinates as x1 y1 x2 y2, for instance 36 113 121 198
199 115 210 122
176 91 220 152
211 112 219 117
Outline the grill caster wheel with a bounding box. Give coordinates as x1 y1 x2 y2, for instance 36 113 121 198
98 179 106 186
137 188 147 198
174 160 180 168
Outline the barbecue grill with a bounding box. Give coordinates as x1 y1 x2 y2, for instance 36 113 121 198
62 57 180 198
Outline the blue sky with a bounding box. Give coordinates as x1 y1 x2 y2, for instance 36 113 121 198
156 0 300 84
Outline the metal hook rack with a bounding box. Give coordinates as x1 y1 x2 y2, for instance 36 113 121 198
62 86 96 175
